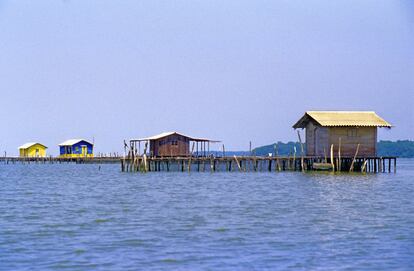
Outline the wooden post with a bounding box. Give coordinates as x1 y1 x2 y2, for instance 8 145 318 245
293 148 296 171
123 140 128 172
143 142 148 172
388 158 391 173
338 137 341 171
349 143 360 172
129 145 134 172
394 158 396 173
275 144 281 171
138 141 141 156
361 159 367 173
379 157 382 173
330 144 335 172
297 131 305 172
188 142 195 172
234 155 242 172
222 144 225 157
287 153 291 170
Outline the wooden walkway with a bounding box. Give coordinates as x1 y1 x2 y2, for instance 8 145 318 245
121 155 397 173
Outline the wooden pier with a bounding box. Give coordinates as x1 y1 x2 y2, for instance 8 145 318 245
120 155 397 173
0 155 397 173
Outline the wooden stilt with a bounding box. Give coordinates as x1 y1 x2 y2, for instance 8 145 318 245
338 138 341 171
361 159 367 173
234 155 242 172
349 143 360 172
188 142 195 172
394 158 397 173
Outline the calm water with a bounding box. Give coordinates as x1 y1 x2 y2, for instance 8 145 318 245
0 160 413 270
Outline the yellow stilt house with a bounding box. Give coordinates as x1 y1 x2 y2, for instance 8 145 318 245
19 142 48 158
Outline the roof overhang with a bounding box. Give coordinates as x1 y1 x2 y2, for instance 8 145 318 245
130 132 220 143
293 111 392 129
18 142 48 150
59 139 93 146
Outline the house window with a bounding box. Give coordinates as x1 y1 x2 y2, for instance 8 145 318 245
347 128 358 138
171 140 178 145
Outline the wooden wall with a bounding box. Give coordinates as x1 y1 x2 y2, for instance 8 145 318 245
305 124 377 157
328 127 377 157
150 135 190 157
305 121 329 156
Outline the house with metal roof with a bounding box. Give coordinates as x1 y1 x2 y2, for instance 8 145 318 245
293 111 392 157
18 142 47 158
130 131 219 157
58 139 94 158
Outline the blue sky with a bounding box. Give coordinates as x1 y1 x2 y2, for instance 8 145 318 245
0 0 413 155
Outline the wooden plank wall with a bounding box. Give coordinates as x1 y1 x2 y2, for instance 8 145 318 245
306 121 329 156
328 127 376 156
152 135 190 156
306 123 377 157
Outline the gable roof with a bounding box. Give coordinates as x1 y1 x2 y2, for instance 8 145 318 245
58 139 93 146
131 131 220 142
293 111 392 128
18 142 48 150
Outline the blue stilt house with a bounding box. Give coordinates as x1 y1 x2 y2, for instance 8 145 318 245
59 139 94 158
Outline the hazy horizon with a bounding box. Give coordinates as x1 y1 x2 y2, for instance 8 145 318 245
0 0 413 155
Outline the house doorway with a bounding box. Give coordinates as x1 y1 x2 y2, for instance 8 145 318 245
81 146 87 157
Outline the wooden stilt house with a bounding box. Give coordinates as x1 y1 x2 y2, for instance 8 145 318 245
293 111 392 157
130 132 219 157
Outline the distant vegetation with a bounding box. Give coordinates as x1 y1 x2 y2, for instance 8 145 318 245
253 142 303 156
252 140 414 158
377 140 414 158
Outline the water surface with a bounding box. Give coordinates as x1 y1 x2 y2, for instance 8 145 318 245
0 159 413 270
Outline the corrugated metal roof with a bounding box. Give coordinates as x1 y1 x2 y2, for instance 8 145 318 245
58 139 93 146
131 132 220 142
293 111 392 128
18 142 47 150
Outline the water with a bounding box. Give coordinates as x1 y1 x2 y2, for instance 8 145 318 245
0 160 413 270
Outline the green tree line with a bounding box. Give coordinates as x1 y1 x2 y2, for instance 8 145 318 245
253 140 414 158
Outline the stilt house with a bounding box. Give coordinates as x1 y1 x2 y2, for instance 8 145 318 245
18 142 47 158
130 132 219 157
293 111 391 157
59 139 94 158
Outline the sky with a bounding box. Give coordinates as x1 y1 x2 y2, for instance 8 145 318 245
0 0 413 155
